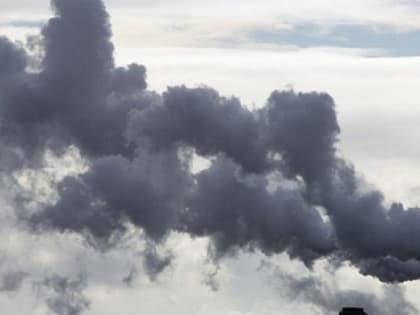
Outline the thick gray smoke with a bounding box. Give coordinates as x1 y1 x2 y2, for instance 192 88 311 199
1 0 420 284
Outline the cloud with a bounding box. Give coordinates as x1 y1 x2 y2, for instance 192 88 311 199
0 271 28 292
0 20 44 28
271 270 417 315
39 274 90 315
104 0 420 54
250 24 420 57
105 0 420 28
142 242 174 281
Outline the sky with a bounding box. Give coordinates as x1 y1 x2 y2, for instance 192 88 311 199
1 0 420 315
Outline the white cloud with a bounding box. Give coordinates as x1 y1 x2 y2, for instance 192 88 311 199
3 0 420 49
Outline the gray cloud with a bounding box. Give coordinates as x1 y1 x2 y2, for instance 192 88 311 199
40 274 90 315
273 271 417 315
142 242 173 281
0 20 45 28
0 0 420 286
0 271 28 292
251 24 420 57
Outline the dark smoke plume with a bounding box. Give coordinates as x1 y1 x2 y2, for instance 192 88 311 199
1 0 420 284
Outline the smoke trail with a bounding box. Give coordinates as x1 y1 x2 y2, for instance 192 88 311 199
1 0 420 283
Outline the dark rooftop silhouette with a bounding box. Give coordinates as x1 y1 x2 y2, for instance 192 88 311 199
340 307 367 315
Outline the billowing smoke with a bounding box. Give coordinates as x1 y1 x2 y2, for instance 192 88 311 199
1 0 420 285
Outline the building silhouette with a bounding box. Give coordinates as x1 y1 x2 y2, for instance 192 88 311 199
340 307 367 315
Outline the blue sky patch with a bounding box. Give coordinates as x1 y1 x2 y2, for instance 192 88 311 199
250 24 420 57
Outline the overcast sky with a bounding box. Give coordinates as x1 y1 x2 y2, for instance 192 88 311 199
1 1 420 315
